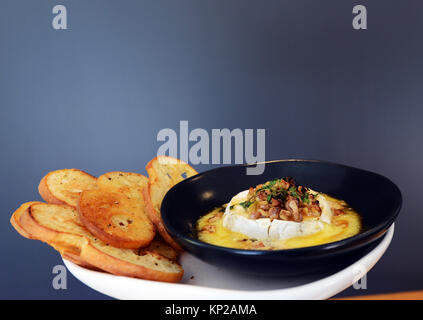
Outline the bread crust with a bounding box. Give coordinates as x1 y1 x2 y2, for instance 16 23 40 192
61 252 100 270
38 175 67 205
143 186 182 251
19 204 87 248
80 242 183 282
10 201 43 238
49 242 100 270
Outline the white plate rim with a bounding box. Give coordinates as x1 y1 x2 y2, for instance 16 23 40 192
64 223 394 300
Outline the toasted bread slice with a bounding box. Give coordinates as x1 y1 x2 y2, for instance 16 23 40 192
19 203 183 282
18 203 95 268
142 236 179 261
39 169 97 207
81 240 183 282
19 203 90 249
144 156 197 250
50 242 100 270
81 171 153 249
14 203 96 270
61 251 89 266
97 171 148 202
143 189 182 251
78 189 155 249
10 201 43 238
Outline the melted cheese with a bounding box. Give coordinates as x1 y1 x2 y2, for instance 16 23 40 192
223 190 324 240
197 192 361 250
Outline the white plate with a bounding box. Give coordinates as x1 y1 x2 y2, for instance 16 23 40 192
64 224 394 300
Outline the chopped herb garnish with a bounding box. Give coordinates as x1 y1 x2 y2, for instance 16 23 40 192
257 179 278 192
272 188 288 201
269 179 278 186
288 187 300 198
234 177 320 222
229 205 234 210
239 201 253 209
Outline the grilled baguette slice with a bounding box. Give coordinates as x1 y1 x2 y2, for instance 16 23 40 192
18 203 183 282
19 203 90 249
96 171 154 247
78 189 155 249
50 242 100 270
38 169 97 207
144 156 197 250
17 202 93 268
142 236 179 261
10 201 43 238
80 240 182 282
97 171 148 202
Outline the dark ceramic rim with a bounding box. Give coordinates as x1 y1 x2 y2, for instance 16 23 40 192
161 159 402 256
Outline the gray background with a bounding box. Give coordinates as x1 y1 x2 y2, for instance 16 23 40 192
1 0 422 299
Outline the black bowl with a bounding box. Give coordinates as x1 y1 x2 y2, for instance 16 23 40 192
161 160 402 276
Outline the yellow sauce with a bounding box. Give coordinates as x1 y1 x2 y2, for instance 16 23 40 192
197 194 361 250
